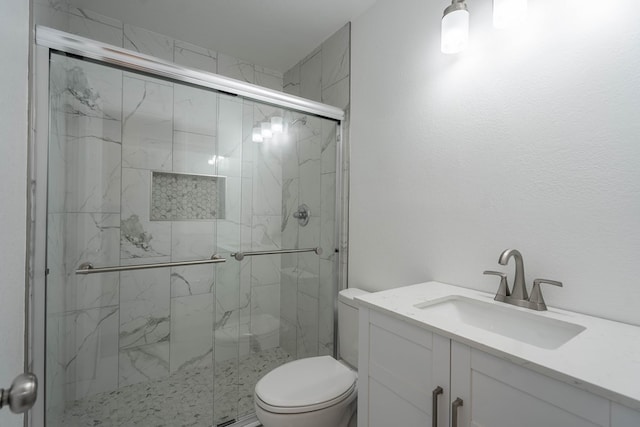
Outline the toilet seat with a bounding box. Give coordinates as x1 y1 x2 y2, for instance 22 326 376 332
254 356 357 415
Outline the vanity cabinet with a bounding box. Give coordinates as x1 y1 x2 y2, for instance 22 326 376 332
358 309 451 427
359 306 638 427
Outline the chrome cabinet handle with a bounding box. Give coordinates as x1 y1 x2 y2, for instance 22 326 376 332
452 397 464 427
432 386 443 427
0 373 38 414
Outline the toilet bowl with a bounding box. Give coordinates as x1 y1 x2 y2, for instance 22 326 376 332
254 288 369 427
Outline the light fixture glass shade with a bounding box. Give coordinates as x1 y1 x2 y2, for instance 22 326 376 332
493 0 527 29
252 127 264 142
261 122 273 138
441 7 469 54
271 116 283 133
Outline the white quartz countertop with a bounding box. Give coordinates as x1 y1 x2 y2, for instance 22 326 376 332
355 281 640 411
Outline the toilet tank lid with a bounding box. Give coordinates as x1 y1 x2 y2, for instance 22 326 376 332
255 356 356 409
338 288 369 307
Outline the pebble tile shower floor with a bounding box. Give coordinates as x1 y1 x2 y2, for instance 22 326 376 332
59 347 291 426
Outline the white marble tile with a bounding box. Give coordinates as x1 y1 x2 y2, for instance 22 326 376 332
223 176 242 223
240 177 253 250
174 40 217 74
322 76 350 110
122 76 173 171
318 258 336 352
61 306 119 399
251 216 282 251
68 8 123 47
321 119 338 174
170 294 214 373
280 265 298 323
255 71 283 92
251 284 281 322
50 54 122 145
34 0 69 31
64 135 121 214
279 317 297 359
173 83 217 136
171 221 215 261
121 168 171 259
300 52 322 102
63 213 121 312
250 254 281 287
217 53 255 84
320 173 337 259
214 323 245 363
119 342 170 387
172 131 217 175
171 264 215 298
119 267 171 349
217 96 243 178
299 150 322 217
281 178 299 249
253 140 283 216
214 259 243 328
321 23 350 90
282 131 299 181
255 65 283 79
45 313 65 422
217 219 241 254
283 64 300 97
239 257 252 321
296 292 319 358
123 24 174 62
46 110 67 214
297 251 320 298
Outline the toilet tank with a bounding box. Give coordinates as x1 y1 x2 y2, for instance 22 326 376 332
338 288 369 368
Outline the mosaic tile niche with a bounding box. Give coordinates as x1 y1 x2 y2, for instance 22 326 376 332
151 171 226 221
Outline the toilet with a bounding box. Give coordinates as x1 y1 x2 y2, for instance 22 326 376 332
254 288 369 427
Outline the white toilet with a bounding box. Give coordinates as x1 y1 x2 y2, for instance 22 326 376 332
254 288 369 427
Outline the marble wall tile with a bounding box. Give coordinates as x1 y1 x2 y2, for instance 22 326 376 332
122 75 173 171
296 292 319 358
214 260 243 329
251 284 281 326
64 135 121 214
320 173 337 259
279 317 297 359
171 221 216 261
174 40 217 74
283 64 301 97
321 23 350 90
173 84 217 136
239 257 252 321
171 264 215 298
217 220 241 254
280 264 298 323
61 306 119 399
119 266 171 349
119 342 170 387
50 54 122 146
321 119 338 174
255 71 284 92
170 293 214 373
68 8 123 47
123 24 174 62
46 111 67 214
46 214 66 315
298 139 322 216
281 177 299 248
45 313 65 423
318 258 336 354
252 216 282 250
34 0 69 31
64 213 120 312
296 252 320 299
172 131 217 175
121 168 172 259
300 52 322 103
218 96 244 178
214 322 245 363
217 53 255 84
250 254 281 287
322 76 350 111
253 142 283 216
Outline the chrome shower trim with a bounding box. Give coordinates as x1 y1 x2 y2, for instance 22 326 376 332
35 26 345 122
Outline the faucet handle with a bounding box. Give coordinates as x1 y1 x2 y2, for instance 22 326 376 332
484 270 510 302
528 279 563 311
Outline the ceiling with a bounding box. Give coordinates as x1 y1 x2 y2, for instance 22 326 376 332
69 0 377 73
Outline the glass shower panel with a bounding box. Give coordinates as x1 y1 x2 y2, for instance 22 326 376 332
45 51 340 427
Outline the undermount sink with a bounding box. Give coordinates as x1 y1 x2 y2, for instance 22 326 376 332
414 296 586 349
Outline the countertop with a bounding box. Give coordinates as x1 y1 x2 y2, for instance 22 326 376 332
355 281 640 411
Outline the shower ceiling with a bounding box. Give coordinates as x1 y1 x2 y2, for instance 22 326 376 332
67 0 377 72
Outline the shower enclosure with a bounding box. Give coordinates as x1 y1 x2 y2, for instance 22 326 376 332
33 28 344 427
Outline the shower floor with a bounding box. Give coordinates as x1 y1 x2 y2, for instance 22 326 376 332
59 347 292 427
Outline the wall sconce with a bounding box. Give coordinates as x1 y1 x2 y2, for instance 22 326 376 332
441 0 527 54
441 0 470 54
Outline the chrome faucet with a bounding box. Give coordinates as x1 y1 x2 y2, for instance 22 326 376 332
484 248 563 311
498 249 528 301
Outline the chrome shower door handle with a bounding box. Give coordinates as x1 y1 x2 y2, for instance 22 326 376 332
432 386 443 427
452 397 464 427
0 373 38 414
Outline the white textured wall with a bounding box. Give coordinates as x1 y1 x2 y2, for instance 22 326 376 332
350 0 640 325
0 0 29 425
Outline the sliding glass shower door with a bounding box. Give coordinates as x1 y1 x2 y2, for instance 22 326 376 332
45 51 339 426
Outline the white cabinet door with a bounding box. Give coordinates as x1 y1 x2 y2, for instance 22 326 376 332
450 342 610 427
611 403 640 427
359 308 450 427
